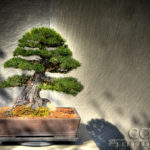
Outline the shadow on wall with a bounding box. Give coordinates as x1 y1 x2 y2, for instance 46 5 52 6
0 48 5 58
90 99 106 118
131 112 150 128
87 119 131 150
0 48 12 105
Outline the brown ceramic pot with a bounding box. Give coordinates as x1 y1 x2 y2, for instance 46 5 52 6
0 107 80 142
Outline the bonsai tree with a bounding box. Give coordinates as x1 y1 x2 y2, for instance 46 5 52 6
0 27 83 110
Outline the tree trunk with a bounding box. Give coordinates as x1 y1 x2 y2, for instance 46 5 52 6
13 73 43 110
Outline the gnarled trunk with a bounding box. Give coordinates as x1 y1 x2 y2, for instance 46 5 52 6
13 73 44 110
14 83 42 109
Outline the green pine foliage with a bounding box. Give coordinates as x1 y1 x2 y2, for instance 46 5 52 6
4 57 45 72
0 27 83 96
48 56 80 73
0 75 31 88
39 77 83 96
13 45 72 58
18 27 65 49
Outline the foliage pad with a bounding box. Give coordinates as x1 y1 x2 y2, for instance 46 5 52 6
13 46 72 58
39 77 83 96
18 27 65 48
4 57 45 72
0 75 31 88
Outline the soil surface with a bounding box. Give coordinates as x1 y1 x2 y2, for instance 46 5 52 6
0 107 78 119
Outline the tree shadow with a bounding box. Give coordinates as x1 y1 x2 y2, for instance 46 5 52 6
115 107 124 116
0 76 12 104
90 99 106 118
103 90 115 102
0 48 5 58
0 48 12 105
141 112 150 127
0 84 11 102
131 112 150 128
87 119 131 150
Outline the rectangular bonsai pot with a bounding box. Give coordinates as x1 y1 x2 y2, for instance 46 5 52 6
0 107 80 142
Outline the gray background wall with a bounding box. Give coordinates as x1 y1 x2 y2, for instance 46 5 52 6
0 0 150 145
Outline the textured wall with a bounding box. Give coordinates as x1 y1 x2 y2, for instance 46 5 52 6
1 0 150 143
0 0 50 106
49 0 150 139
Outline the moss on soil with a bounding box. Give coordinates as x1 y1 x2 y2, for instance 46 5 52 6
0 107 77 119
5 106 51 117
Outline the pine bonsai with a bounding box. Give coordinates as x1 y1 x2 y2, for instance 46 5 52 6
0 27 83 110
